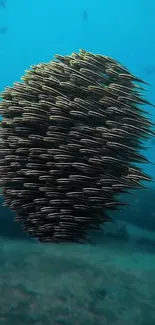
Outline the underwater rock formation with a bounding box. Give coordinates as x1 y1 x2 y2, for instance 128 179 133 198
0 49 154 243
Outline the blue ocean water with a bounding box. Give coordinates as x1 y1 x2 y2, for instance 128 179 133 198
0 0 155 324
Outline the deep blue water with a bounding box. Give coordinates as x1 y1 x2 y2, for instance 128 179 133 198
0 1 155 324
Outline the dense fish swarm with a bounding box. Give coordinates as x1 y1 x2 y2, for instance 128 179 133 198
0 49 154 243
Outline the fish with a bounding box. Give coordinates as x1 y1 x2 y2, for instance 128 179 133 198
0 0 6 8
144 66 155 77
82 9 88 21
0 27 8 34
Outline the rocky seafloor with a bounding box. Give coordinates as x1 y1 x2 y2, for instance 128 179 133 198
0 188 155 325
0 232 155 325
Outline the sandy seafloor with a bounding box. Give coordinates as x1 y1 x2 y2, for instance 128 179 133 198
0 232 155 325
